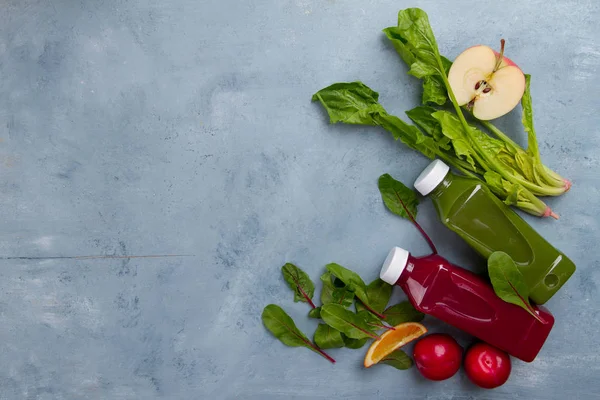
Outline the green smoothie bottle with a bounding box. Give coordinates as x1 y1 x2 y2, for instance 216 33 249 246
414 159 575 305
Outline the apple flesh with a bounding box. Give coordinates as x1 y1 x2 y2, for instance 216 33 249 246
448 41 525 120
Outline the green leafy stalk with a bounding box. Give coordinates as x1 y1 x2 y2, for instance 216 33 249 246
325 263 386 319
320 304 380 340
281 263 316 308
314 323 345 349
487 252 546 323
385 8 569 199
262 304 336 363
378 173 437 254
383 302 425 326
380 349 413 370
312 81 551 217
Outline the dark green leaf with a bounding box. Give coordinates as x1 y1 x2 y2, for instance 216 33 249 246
308 307 321 319
406 106 450 148
313 81 443 160
377 174 419 221
314 323 345 349
325 264 384 316
281 263 315 305
261 304 334 362
381 349 413 370
383 302 425 326
312 82 385 125
364 279 393 313
320 272 355 309
488 252 544 322
320 304 379 340
342 334 369 349
382 27 416 67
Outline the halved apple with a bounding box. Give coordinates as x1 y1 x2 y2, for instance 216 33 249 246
448 40 525 120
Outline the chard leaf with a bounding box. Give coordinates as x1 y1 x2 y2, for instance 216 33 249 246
381 349 413 370
377 174 419 221
320 304 379 340
431 111 476 168
261 304 335 362
342 334 369 349
314 323 345 349
488 252 545 323
281 263 315 306
383 302 425 326
422 76 447 105
406 106 451 149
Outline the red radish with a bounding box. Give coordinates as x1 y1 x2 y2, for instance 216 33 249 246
413 334 462 381
464 343 512 389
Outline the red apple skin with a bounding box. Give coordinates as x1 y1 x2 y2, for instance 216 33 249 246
492 50 519 68
413 334 463 381
464 343 512 389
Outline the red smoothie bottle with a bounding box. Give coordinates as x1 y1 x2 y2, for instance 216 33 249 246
379 247 554 362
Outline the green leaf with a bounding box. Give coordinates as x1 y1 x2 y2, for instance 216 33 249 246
325 263 367 297
261 304 334 362
320 272 355 308
364 279 393 313
314 323 345 349
311 82 385 125
281 263 315 305
320 304 379 340
342 334 369 349
377 174 419 220
382 27 417 66
521 74 540 160
312 81 443 160
487 252 544 323
383 302 425 326
422 76 446 105
515 151 535 182
405 106 450 149
381 349 413 370
308 307 321 319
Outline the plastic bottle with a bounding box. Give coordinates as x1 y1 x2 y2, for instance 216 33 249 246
380 247 554 362
413 159 575 304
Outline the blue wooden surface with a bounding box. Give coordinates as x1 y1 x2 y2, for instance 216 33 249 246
1 1 599 399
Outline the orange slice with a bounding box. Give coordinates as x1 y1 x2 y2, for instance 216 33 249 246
363 322 427 368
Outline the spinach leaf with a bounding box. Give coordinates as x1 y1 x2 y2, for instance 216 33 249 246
308 307 321 319
405 106 451 149
383 302 425 326
378 174 437 254
381 349 413 370
377 174 419 220
281 263 316 308
311 82 385 125
314 323 345 349
320 304 379 340
325 263 385 318
312 82 441 159
262 304 335 363
320 272 355 308
342 334 369 349
487 252 545 323
356 279 393 314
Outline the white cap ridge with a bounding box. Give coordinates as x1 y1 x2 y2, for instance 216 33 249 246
380 247 410 285
414 159 450 196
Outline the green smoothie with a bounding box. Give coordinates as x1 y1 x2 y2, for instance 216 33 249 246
414 160 575 305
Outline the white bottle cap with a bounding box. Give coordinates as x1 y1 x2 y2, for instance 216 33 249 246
414 159 450 196
380 247 410 285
